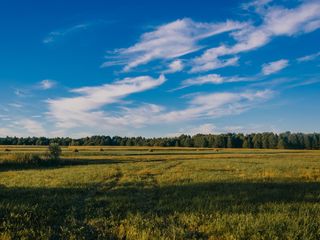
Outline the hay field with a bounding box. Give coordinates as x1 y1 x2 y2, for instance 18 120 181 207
0 146 320 239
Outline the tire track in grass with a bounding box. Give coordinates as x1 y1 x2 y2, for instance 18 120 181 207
136 161 182 215
163 161 182 171
56 167 124 238
85 167 123 200
137 170 161 214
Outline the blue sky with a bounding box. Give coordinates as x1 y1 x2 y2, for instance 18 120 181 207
0 0 320 137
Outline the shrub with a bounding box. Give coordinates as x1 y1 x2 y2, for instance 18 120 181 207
48 143 62 161
100 148 104 152
73 149 79 153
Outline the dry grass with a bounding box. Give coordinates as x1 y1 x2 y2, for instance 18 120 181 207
0 147 320 239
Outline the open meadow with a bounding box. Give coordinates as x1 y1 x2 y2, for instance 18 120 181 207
0 146 320 239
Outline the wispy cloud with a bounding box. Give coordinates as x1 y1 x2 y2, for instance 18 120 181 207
168 123 217 136
158 90 273 123
43 24 89 44
191 1 320 72
261 59 289 75
18 119 47 136
47 75 166 128
190 55 239 73
106 89 274 127
102 18 245 71
169 122 279 136
0 128 20 137
173 74 254 91
163 60 184 73
223 123 279 134
8 103 23 108
286 78 320 89
39 79 56 90
297 51 320 62
0 119 47 137
14 89 29 97
45 72 273 134
241 0 273 13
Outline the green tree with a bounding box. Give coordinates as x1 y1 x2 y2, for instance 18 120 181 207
227 135 234 148
253 134 262 149
48 143 62 161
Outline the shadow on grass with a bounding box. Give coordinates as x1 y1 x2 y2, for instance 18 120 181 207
0 159 128 172
0 181 320 238
0 158 167 172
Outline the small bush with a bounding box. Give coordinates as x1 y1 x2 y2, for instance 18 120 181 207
100 148 104 152
48 143 62 161
73 149 79 153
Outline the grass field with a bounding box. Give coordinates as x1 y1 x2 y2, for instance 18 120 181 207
0 146 320 239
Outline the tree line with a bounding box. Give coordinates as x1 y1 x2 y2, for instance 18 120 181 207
0 132 320 149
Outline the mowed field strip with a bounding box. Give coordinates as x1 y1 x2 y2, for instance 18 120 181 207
1 146 320 239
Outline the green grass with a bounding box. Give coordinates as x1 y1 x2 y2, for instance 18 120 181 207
0 147 320 239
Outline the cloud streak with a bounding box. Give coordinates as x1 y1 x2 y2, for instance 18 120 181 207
102 18 245 71
43 24 89 44
47 75 166 128
297 51 320 62
168 74 255 92
190 1 320 72
261 59 289 75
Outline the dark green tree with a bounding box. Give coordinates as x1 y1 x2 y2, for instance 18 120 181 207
48 143 62 161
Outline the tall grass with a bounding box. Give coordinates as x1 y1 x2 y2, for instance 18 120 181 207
1 153 42 164
0 152 62 169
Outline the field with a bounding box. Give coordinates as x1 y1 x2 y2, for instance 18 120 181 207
0 146 320 240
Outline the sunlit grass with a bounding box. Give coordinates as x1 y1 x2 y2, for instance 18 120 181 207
0 147 320 239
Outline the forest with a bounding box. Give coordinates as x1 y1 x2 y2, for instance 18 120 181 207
0 132 319 149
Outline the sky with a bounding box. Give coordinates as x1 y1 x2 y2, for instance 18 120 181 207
0 0 320 138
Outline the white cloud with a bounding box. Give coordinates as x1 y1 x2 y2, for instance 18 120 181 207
14 89 29 97
0 128 19 137
43 24 89 44
46 71 273 133
242 0 273 13
100 1 320 74
223 123 279 134
47 75 166 128
139 90 274 124
170 122 278 136
0 119 47 137
297 51 320 62
190 55 239 73
179 74 251 89
184 74 225 85
102 18 245 71
286 78 320 89
8 103 23 108
40 79 56 90
261 59 289 75
191 1 320 72
19 119 47 136
171 123 217 136
263 2 320 36
163 60 184 73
